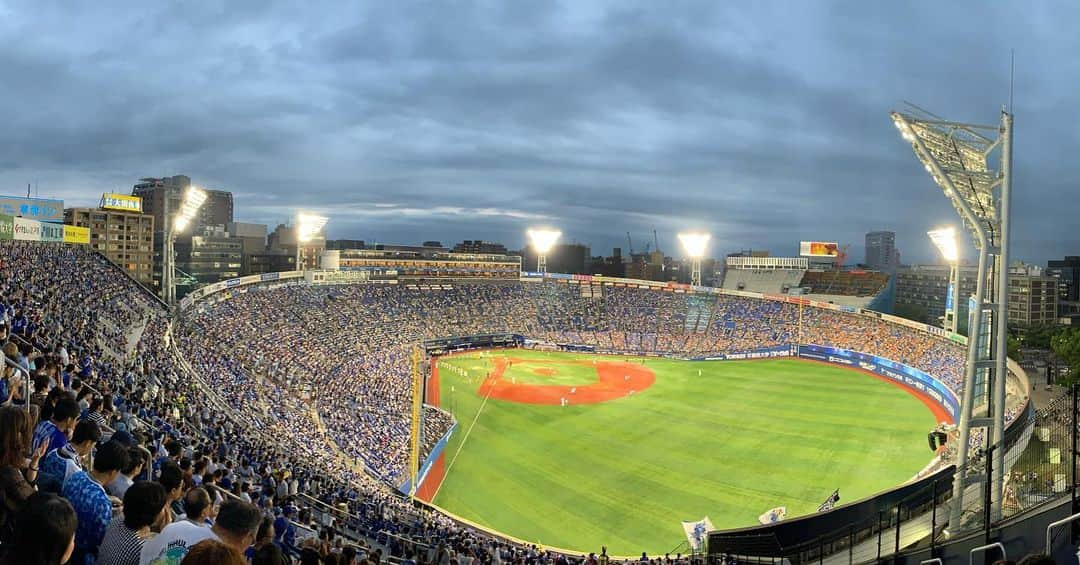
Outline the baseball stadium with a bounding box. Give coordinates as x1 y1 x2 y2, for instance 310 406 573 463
1 99 1076 564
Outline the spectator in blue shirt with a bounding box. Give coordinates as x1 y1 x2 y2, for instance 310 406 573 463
63 439 130 565
32 395 80 454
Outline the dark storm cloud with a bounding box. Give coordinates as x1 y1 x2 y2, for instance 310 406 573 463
0 1 1076 263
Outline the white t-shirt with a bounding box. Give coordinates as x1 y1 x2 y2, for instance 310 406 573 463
138 520 218 565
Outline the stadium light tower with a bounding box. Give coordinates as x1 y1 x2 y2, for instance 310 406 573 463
527 228 561 274
928 227 962 333
164 185 208 306
891 104 1013 525
678 232 710 286
295 212 329 271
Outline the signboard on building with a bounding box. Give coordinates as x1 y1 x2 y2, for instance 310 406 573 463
100 193 143 213
63 225 90 244
40 222 63 242
799 241 839 257
0 196 64 223
0 214 12 240
13 217 42 240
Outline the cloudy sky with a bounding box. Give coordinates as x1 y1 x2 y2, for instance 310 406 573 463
0 1 1075 264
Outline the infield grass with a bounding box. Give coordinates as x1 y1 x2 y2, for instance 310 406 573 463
432 350 936 555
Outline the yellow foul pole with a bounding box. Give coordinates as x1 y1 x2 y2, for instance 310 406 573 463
410 347 423 499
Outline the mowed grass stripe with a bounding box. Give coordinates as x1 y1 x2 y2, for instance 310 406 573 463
432 353 935 555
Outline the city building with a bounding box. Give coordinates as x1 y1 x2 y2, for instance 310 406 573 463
326 239 366 250
65 196 155 287
226 222 268 255
133 175 234 294
245 249 297 275
174 226 244 290
895 262 1060 329
1046 256 1080 317
894 264 979 328
588 248 624 277
1008 263 1059 327
268 223 326 270
864 231 898 271
453 240 509 255
133 175 234 230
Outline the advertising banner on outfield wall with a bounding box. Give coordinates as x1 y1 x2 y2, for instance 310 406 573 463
0 214 12 241
700 345 795 361
797 345 959 420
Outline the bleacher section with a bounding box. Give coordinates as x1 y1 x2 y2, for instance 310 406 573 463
800 270 889 297
721 268 807 294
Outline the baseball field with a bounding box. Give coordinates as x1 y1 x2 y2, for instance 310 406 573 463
425 350 941 555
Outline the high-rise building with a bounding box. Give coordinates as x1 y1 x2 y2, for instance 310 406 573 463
326 239 366 250
1047 256 1080 303
133 175 234 294
865 231 898 271
174 226 244 289
65 204 155 287
521 243 589 275
894 264 979 328
133 175 234 230
1008 264 1060 327
268 223 326 270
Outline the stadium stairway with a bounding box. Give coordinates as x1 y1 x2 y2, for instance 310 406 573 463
684 295 712 333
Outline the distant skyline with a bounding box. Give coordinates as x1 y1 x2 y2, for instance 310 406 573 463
1 1 1076 265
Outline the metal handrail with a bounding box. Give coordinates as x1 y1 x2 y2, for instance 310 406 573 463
969 542 1005 565
1045 511 1080 554
920 559 943 565
2 354 32 413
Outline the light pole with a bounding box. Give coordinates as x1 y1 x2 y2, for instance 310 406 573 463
678 232 710 287
892 104 1014 523
526 229 560 274
294 212 328 271
164 185 207 305
928 227 961 333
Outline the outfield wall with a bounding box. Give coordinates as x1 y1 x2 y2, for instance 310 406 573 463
797 344 960 422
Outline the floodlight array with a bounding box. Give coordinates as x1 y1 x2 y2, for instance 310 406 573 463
296 212 329 243
890 111 1002 248
927 227 960 263
173 186 208 233
527 229 561 254
677 232 710 259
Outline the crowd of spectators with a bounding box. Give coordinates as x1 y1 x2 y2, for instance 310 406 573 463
0 241 1032 565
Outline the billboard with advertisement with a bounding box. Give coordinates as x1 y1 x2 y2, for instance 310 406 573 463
799 241 839 257
0 196 64 223
40 222 63 242
100 193 143 213
13 217 42 241
0 214 11 241
63 225 90 244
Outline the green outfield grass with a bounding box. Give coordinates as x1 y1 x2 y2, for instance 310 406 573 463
432 350 936 555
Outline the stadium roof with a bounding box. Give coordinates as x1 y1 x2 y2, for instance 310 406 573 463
890 106 1004 249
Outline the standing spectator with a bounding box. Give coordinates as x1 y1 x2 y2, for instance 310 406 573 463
139 488 215 564
32 395 80 454
0 492 77 565
140 497 260 565
38 419 102 493
273 505 297 554
98 481 167 565
156 463 184 523
63 439 130 565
